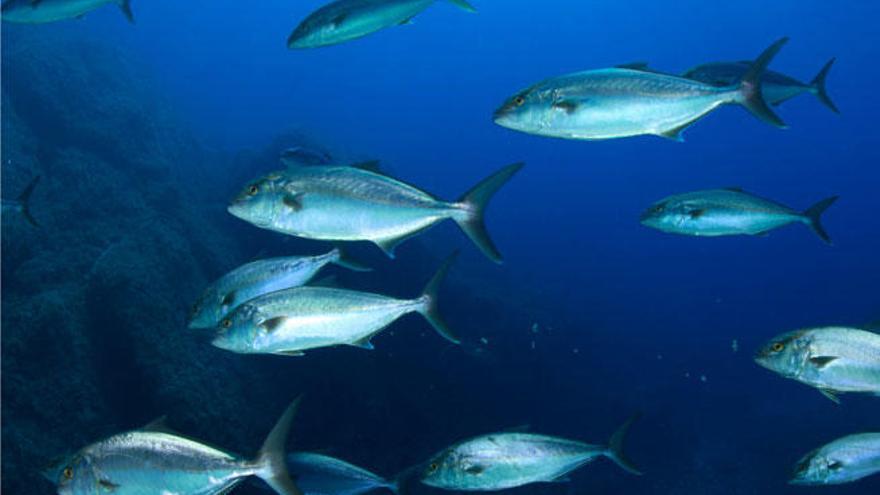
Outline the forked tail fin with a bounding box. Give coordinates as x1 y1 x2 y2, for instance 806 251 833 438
604 413 643 476
810 58 839 114
256 397 303 495
17 175 40 227
803 196 839 245
453 163 524 263
118 0 134 23
447 0 477 13
417 251 460 344
738 37 789 128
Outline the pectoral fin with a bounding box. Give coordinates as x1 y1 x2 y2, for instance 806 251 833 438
688 209 706 219
98 479 120 491
809 356 838 368
261 317 287 333
283 193 303 211
818 388 841 404
399 16 415 25
552 100 579 115
331 13 347 27
464 464 485 475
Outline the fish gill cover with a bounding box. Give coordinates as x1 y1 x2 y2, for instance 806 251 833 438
1 1 879 495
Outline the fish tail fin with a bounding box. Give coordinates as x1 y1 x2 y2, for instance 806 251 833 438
802 195 838 245
447 0 477 13
453 163 524 263
737 37 789 128
810 58 839 114
417 251 460 344
117 0 134 23
604 413 642 476
329 247 372 272
17 175 40 227
256 397 303 495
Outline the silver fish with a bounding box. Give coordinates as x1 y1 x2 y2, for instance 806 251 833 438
791 433 880 485
54 398 303 495
212 252 459 356
188 248 370 329
288 0 476 49
286 452 399 495
1 175 39 227
1 0 133 23
640 188 837 244
420 415 641 491
683 58 838 114
494 38 788 141
228 163 523 263
755 326 880 403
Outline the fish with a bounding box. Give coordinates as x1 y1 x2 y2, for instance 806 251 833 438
639 188 838 244
790 433 880 485
683 58 838 114
493 38 789 141
1 175 39 227
287 0 476 49
227 163 523 263
53 397 303 495
281 147 335 167
212 251 460 356
420 415 641 491
1 0 133 24
285 452 399 495
755 326 880 403
188 248 371 330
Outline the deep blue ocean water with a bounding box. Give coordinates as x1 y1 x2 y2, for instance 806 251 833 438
2 1 879 494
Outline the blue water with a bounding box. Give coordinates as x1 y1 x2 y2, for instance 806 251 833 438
2 1 879 494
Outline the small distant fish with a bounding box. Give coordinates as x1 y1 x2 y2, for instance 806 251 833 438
281 147 334 167
52 398 302 495
288 0 476 49
1 0 133 24
683 58 838 113
790 433 880 485
212 252 460 356
494 38 789 141
228 163 523 263
286 452 399 495
188 248 370 329
640 188 838 244
755 326 880 403
420 415 641 491
1 175 39 227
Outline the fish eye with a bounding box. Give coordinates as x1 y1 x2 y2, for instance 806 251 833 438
248 185 259 196
513 96 525 106
429 462 439 472
772 342 784 352
62 467 73 480
221 318 232 329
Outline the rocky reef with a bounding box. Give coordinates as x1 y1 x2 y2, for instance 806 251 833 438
1 28 541 495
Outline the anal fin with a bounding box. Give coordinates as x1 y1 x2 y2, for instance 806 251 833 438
350 336 375 350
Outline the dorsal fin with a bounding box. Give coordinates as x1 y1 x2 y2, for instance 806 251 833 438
616 61 651 71
723 186 745 192
348 160 382 173
140 416 178 434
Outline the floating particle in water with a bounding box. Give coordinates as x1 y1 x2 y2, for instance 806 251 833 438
731 339 738 353
480 337 489 345
715 297 723 304
531 323 539 334
530 340 536 350
700 375 708 383
657 354 663 360
572 348 579 354
684 372 690 378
